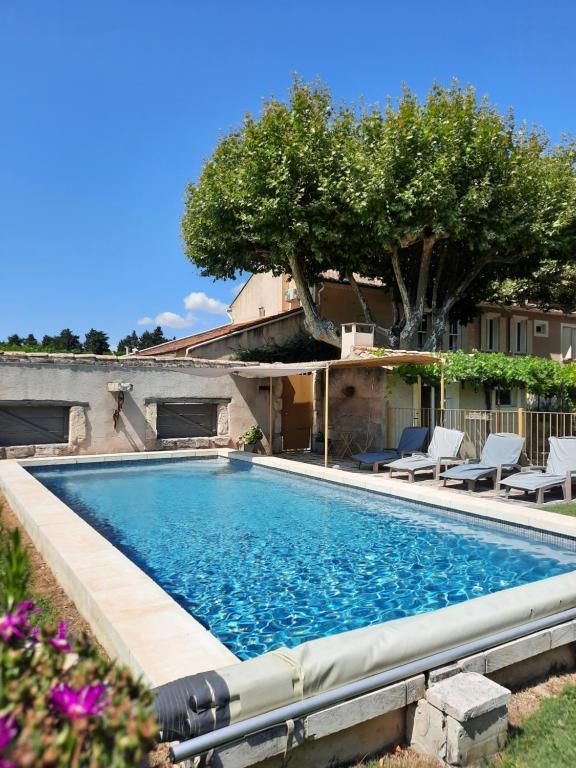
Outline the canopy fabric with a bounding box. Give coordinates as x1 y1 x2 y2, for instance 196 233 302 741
232 363 327 378
173 352 442 379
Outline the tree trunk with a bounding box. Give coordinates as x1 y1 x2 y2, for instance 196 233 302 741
347 273 397 348
425 313 448 352
287 253 341 347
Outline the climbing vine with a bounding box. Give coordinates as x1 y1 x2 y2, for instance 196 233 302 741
374 349 576 406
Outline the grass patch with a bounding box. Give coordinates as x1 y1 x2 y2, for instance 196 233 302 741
491 684 576 767
545 502 576 516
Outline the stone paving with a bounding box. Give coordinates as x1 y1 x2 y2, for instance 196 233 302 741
279 450 568 507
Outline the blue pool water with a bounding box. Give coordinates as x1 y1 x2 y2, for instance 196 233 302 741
31 458 576 659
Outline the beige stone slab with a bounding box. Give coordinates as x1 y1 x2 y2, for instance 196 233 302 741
0 459 239 687
305 680 408 740
550 619 576 649
484 629 551 673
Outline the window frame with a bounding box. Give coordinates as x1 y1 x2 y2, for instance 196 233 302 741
156 401 218 440
534 320 549 338
483 313 500 353
510 316 528 355
561 324 576 361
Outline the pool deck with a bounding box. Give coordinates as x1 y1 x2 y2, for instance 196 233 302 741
1 447 576 688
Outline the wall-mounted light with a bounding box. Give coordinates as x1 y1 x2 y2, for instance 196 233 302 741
107 382 133 428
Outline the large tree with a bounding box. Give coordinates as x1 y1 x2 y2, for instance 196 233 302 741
83 328 111 355
182 80 576 350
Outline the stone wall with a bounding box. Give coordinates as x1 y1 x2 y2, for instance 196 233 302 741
0 353 269 457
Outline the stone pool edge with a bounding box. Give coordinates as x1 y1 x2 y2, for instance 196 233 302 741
0 449 238 687
230 451 576 541
3 447 576 691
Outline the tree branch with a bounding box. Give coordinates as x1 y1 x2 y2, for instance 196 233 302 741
287 252 341 347
415 235 437 316
390 247 412 322
347 273 375 324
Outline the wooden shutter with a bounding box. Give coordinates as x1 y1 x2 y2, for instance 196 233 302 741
157 403 217 439
0 406 69 447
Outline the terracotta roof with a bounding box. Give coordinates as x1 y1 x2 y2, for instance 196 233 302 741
135 308 304 356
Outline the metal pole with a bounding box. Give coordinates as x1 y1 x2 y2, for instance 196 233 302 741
324 365 330 468
170 605 576 763
268 376 273 456
440 361 445 412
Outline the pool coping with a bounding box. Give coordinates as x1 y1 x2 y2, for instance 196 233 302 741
2 448 576 689
0 449 239 687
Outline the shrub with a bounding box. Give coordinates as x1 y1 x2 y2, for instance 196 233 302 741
0 518 157 767
239 425 263 444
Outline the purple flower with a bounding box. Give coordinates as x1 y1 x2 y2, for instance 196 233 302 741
49 683 109 719
50 622 71 653
0 760 17 768
0 713 18 751
0 601 34 642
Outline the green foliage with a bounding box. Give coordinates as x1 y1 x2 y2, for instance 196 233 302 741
0 524 30 611
240 425 263 444
492 685 576 767
376 349 576 404
116 330 140 355
182 77 576 349
83 329 111 355
489 260 576 313
234 332 340 363
0 522 157 766
137 326 170 350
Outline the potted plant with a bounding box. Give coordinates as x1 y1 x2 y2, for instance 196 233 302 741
314 431 326 453
239 425 263 453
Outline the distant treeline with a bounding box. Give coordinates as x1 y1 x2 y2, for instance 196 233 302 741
0 326 171 355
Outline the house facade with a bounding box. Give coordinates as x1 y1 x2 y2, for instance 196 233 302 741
229 272 576 363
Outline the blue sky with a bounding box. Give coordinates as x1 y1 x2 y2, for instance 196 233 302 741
1 0 575 347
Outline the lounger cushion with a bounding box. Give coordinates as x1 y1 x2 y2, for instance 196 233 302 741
499 472 567 492
352 427 429 466
352 450 400 464
440 463 497 481
441 433 525 482
387 455 437 471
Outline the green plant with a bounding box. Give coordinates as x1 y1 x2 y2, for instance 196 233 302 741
0 526 30 612
0 520 157 766
182 77 576 351
240 426 263 444
375 349 576 408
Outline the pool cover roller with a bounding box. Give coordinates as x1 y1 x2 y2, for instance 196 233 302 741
154 569 576 742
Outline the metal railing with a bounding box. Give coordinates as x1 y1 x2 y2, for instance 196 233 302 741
386 407 576 467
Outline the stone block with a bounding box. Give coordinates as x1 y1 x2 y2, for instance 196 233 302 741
429 663 461 685
484 629 551 674
410 674 511 766
457 653 486 675
426 673 510 722
408 699 447 762
306 678 416 740
445 708 508 765
550 620 576 649
217 404 230 436
5 446 35 459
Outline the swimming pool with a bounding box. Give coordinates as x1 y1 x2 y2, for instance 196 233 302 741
30 457 576 659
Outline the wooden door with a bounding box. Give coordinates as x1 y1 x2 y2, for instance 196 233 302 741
282 375 313 450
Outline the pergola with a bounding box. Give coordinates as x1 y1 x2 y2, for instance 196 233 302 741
183 351 444 467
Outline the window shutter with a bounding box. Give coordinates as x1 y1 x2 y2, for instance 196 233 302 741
480 317 487 350
498 317 506 352
526 320 533 354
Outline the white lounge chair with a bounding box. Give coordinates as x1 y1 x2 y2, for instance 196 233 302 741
439 433 525 492
498 436 576 504
387 426 465 482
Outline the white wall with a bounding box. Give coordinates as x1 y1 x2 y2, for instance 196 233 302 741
0 355 269 457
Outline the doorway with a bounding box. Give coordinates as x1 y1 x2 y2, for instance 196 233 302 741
281 375 313 450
